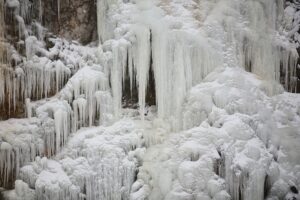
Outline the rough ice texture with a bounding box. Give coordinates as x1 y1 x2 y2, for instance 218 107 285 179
0 0 300 200
131 67 300 200
17 118 146 200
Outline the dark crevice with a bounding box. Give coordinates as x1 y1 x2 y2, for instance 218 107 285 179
146 29 156 106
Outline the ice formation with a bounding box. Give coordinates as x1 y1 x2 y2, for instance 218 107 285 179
0 0 300 200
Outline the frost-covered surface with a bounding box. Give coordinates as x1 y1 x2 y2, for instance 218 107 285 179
1 0 300 200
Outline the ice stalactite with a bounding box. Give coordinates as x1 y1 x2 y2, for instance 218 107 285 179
97 0 117 43
131 25 151 120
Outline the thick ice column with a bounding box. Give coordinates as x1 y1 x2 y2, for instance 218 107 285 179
111 43 123 118
94 91 114 125
150 26 167 119
132 25 151 119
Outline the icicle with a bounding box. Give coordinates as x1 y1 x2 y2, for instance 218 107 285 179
57 0 60 23
72 98 87 132
38 0 43 22
54 108 70 153
25 98 32 118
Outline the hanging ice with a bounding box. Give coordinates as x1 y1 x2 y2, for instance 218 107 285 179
96 0 298 127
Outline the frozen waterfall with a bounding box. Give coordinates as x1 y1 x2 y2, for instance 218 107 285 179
97 0 298 129
0 0 300 200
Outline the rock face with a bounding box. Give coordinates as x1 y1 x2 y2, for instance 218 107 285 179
3 0 97 45
43 0 97 44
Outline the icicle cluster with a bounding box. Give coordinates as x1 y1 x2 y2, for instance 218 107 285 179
0 1 66 117
60 66 112 131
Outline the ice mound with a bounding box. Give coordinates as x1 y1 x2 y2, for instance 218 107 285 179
16 118 148 200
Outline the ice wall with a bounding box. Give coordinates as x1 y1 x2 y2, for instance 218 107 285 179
0 0 299 199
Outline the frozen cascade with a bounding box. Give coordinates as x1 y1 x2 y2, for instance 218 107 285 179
96 0 298 127
0 0 300 199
